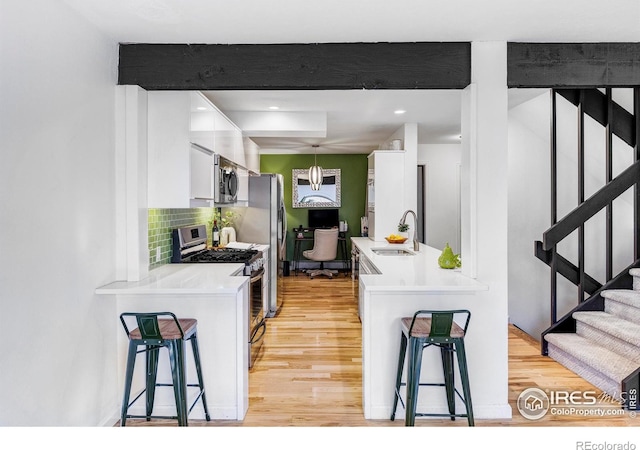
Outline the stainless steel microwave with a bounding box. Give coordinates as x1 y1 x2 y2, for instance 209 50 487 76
214 154 239 204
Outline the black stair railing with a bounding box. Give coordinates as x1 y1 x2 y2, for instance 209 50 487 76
536 87 640 412
556 89 635 147
535 87 640 329
542 160 640 252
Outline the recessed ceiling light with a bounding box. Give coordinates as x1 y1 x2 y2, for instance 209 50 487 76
394 109 406 115
196 106 207 111
269 106 279 110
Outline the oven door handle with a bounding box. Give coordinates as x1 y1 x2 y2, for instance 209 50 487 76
250 267 265 283
250 320 267 344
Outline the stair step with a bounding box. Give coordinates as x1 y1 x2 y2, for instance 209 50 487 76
544 333 637 384
573 311 640 346
601 289 640 322
602 288 640 307
547 341 622 398
573 311 640 363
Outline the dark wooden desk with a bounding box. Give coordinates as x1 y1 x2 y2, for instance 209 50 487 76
292 228 350 275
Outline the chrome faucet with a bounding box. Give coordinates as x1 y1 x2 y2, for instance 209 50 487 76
400 210 420 252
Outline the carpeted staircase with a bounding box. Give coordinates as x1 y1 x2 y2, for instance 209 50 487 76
544 268 640 402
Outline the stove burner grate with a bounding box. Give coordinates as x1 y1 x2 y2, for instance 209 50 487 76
185 248 259 264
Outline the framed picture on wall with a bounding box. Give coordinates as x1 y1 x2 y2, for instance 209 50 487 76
292 169 341 208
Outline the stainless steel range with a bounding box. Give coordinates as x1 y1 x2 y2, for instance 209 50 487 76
172 224 266 369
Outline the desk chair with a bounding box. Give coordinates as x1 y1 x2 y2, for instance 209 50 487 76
303 227 339 279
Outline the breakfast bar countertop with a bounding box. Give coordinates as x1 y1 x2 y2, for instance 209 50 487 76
95 262 252 421
95 263 248 295
350 237 488 293
351 237 511 421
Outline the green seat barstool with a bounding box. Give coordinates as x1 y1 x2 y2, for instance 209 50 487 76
119 312 211 426
391 309 474 426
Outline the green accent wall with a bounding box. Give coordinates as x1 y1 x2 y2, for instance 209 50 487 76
261 153 368 261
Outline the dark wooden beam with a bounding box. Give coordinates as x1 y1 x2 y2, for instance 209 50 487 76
508 43 640 88
118 42 471 90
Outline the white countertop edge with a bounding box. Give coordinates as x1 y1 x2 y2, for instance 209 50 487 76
95 286 246 295
94 263 249 295
352 237 488 292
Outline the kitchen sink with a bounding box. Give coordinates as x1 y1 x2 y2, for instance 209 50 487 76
371 248 415 256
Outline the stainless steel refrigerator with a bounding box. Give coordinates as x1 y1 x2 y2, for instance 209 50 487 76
236 173 287 317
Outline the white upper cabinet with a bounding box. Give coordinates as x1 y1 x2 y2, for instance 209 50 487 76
189 92 247 167
213 108 244 166
367 151 405 241
189 144 215 205
147 91 191 208
148 91 253 208
243 137 260 174
190 91 216 152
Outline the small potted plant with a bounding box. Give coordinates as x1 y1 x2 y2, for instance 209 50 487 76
397 222 410 240
221 210 239 228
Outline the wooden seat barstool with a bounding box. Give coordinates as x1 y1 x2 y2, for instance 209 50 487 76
119 312 211 426
390 309 474 426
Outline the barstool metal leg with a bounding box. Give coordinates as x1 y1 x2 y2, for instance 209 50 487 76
190 334 211 421
405 337 424 426
455 339 474 426
440 343 456 420
120 342 138 427
168 339 189 426
145 346 160 420
177 339 189 426
390 332 408 421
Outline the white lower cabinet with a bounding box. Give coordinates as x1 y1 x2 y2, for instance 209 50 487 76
357 253 379 320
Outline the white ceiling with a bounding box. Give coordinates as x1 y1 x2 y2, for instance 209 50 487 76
62 0 639 154
62 0 640 44
203 89 464 153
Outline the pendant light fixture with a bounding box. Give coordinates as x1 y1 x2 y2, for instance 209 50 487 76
308 144 323 191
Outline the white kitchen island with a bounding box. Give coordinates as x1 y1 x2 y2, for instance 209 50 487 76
352 237 511 421
96 263 250 421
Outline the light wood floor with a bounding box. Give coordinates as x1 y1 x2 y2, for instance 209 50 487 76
123 274 639 427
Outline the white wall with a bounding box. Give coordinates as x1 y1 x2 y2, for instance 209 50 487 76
508 89 636 339
418 143 462 252
507 92 553 337
459 41 511 417
0 0 119 425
